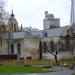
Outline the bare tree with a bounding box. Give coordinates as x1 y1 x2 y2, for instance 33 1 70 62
48 40 63 65
0 0 9 25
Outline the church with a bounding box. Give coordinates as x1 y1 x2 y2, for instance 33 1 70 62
0 0 75 61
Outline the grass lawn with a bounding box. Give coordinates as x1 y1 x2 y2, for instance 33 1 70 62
0 65 48 74
71 73 75 75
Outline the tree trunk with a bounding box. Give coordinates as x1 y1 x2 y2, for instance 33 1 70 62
39 41 42 60
54 55 59 65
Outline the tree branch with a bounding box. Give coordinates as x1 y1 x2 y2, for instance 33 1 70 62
48 50 55 56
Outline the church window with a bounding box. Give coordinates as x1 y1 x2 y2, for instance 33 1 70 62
14 24 16 31
17 43 21 58
0 36 2 47
1 40 2 47
65 34 70 50
17 43 21 53
10 23 13 31
0 40 2 47
43 41 47 52
10 44 14 54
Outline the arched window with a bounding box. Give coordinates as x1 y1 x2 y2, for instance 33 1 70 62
14 24 16 31
10 44 14 54
43 41 47 52
17 43 21 53
11 23 13 31
17 43 21 59
65 34 70 50
50 40 55 52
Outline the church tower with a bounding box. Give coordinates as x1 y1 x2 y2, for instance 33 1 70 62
8 10 19 32
43 11 60 30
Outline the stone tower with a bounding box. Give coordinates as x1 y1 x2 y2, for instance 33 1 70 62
8 10 19 32
43 11 60 30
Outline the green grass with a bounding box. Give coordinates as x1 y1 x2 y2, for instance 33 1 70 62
0 65 47 74
71 73 75 75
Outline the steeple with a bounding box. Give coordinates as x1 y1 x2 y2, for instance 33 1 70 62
8 9 19 32
10 9 15 17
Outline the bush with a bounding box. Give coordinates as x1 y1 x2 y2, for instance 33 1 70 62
43 65 52 68
0 64 2 66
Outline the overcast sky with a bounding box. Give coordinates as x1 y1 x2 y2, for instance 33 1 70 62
6 0 71 30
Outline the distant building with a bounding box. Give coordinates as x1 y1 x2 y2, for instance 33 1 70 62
43 11 60 30
23 27 38 31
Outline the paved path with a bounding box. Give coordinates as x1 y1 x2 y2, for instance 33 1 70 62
2 69 74 75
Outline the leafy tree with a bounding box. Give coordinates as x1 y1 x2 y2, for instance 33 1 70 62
48 40 63 65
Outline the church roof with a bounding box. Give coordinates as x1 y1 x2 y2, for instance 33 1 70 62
12 31 36 39
0 27 66 40
43 27 66 37
0 31 37 40
29 27 66 38
29 30 43 38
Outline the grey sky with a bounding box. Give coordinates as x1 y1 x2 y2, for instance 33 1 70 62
6 0 71 30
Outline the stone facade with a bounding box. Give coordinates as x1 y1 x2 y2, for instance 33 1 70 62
0 38 40 60
43 11 60 30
